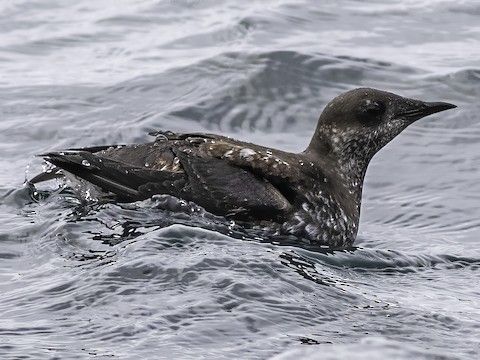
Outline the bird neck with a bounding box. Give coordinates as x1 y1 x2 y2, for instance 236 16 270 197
306 126 374 211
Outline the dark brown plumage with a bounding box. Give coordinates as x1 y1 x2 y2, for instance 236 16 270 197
33 88 456 247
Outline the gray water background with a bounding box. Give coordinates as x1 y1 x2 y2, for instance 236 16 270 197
0 0 479 359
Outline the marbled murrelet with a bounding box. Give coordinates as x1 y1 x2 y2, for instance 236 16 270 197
36 88 456 248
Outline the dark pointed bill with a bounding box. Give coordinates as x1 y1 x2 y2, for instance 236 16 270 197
423 101 457 115
399 101 457 121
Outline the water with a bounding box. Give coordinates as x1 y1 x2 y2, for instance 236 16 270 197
1 0 479 358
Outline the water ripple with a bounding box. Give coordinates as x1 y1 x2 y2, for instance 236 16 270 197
1 1 479 359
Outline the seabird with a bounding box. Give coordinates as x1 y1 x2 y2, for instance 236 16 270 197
32 88 456 248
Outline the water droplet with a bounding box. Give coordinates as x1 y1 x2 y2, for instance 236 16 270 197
81 160 90 167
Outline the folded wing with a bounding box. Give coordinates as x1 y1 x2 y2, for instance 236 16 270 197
38 131 295 221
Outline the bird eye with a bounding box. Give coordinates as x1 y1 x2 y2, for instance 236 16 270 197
358 100 386 124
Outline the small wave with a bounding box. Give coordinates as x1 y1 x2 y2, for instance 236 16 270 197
271 336 461 360
167 50 420 134
288 245 480 275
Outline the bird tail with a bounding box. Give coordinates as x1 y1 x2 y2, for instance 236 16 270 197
39 151 143 201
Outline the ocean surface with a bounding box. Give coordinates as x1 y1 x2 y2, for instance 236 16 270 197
1 1 479 359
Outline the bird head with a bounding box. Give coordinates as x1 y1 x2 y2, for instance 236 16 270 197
308 88 456 164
